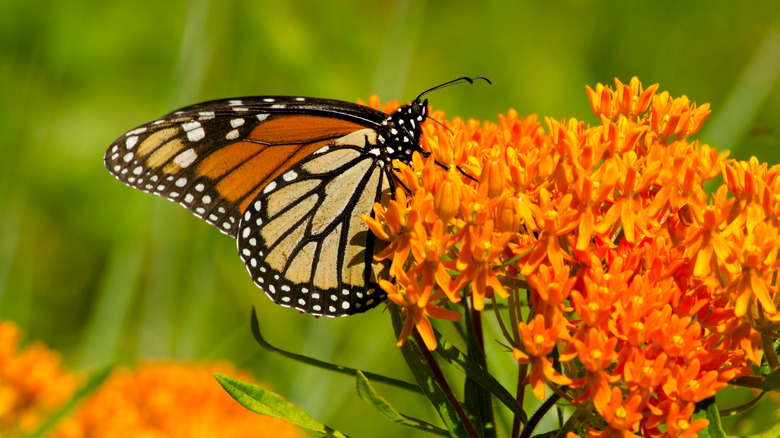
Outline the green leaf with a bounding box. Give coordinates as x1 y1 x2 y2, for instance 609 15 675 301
743 422 780 438
693 397 726 438
214 373 349 438
249 307 421 394
356 371 449 436
25 364 113 438
462 304 496 437
761 367 780 391
435 331 527 424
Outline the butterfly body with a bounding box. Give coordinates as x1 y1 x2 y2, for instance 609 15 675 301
106 94 427 317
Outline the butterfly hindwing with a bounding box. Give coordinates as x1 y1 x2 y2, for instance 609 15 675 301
237 130 393 317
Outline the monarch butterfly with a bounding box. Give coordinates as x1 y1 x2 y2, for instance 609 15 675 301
105 76 489 317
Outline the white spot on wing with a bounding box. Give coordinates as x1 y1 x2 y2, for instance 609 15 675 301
186 127 205 142
126 136 139 149
182 120 201 131
230 118 245 128
173 149 197 168
226 129 239 140
282 171 298 181
263 181 277 194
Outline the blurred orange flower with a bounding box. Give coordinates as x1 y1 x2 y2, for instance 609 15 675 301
0 320 77 436
52 361 304 438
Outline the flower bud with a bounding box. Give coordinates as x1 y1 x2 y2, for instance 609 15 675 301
480 158 506 199
434 178 460 223
496 196 523 233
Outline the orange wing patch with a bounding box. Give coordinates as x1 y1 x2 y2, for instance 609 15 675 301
251 114 366 144
196 114 370 214
198 141 266 179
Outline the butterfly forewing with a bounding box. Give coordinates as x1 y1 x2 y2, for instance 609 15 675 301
104 97 387 236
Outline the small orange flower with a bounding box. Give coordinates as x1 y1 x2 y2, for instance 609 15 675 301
649 91 711 142
512 314 572 399
725 221 778 317
521 188 578 276
662 401 709 438
408 219 458 304
381 269 461 350
562 328 620 411
586 76 658 120
594 387 643 438
363 188 424 275
454 220 512 311
662 358 725 404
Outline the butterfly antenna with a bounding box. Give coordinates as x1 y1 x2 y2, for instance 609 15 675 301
425 115 453 134
402 76 490 183
415 76 492 102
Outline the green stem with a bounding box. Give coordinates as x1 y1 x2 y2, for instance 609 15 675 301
519 392 561 438
413 327 481 438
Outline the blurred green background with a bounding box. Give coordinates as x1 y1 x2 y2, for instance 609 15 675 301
1 0 779 436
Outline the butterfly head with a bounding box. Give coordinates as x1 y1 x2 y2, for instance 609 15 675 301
378 98 429 162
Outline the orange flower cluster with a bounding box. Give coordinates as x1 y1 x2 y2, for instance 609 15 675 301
0 321 77 436
363 78 779 436
0 320 302 438
53 362 303 438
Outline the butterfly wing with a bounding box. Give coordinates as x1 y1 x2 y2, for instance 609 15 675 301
104 96 387 237
237 129 394 316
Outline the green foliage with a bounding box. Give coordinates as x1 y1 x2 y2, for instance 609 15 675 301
214 373 349 438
